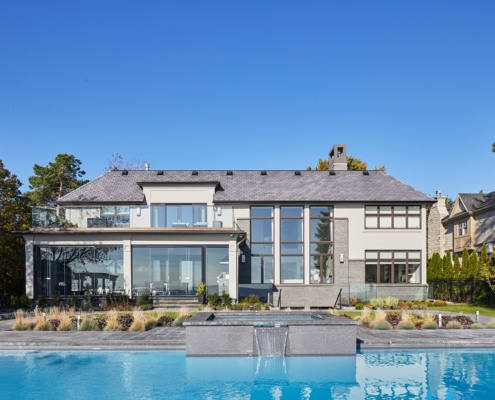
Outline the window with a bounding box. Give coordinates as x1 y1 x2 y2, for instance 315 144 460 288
250 207 274 283
151 204 206 228
280 206 303 283
365 205 421 229
310 206 334 284
101 206 130 227
365 250 421 284
458 221 468 236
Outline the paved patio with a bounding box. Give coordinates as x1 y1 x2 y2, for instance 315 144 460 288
2 317 495 351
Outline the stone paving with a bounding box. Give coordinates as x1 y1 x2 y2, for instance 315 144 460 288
2 313 495 351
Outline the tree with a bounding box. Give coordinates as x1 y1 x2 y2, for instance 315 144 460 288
106 153 148 171
0 160 30 308
427 253 443 281
27 154 87 207
442 251 454 279
307 155 385 171
467 251 479 279
492 142 495 153
460 248 470 278
453 254 461 278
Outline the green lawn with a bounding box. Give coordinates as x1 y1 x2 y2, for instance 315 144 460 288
428 303 495 317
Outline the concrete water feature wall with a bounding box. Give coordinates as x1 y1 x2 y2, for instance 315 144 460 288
183 312 357 356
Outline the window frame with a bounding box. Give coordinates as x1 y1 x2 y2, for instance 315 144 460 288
365 205 421 229
250 206 274 284
310 206 334 284
280 206 304 284
365 250 421 284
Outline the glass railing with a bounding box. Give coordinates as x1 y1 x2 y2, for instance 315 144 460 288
32 205 239 229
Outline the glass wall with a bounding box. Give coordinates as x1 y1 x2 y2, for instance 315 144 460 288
280 206 304 283
310 206 334 284
132 246 228 296
250 207 274 283
35 247 124 297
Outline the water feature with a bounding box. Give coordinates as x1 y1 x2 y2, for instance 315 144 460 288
1 349 494 399
183 311 356 356
254 326 288 356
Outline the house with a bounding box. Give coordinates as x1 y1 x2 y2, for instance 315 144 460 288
428 190 495 258
21 144 434 307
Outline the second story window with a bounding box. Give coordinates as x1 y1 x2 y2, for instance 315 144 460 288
250 207 274 284
458 221 468 236
365 205 421 229
100 206 130 227
151 204 207 228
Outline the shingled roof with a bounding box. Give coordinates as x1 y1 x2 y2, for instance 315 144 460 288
58 170 434 205
458 192 495 213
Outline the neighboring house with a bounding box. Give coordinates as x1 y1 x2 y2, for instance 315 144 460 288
429 191 495 258
21 144 434 307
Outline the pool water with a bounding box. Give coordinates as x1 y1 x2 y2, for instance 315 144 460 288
0 349 493 399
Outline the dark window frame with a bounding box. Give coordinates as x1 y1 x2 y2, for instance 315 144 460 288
365 250 422 284
310 206 334 284
365 205 421 229
250 206 274 284
280 206 304 284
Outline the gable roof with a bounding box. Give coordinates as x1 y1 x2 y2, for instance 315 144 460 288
443 191 495 222
58 170 434 205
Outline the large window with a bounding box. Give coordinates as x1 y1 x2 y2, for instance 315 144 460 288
250 207 274 283
365 250 421 284
151 204 207 228
310 206 334 284
101 206 130 227
35 246 124 297
280 206 303 283
365 205 421 229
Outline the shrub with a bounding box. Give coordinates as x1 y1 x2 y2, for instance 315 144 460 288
13 310 33 331
79 318 99 331
221 291 231 308
207 293 220 309
422 321 439 330
372 320 392 330
486 320 495 329
104 311 121 331
397 321 415 330
384 297 399 310
129 316 146 331
10 295 19 309
35 321 54 331
429 300 447 307
52 293 62 307
38 296 48 309
19 295 31 310
139 304 153 311
156 315 174 327
138 293 151 307
242 295 260 304
145 320 157 331
117 314 134 330
357 307 372 327
349 296 362 307
369 298 384 309
470 322 485 329
58 316 75 331
446 321 462 329
373 309 387 323
355 303 364 310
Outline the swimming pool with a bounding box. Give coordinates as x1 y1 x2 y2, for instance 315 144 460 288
0 349 492 399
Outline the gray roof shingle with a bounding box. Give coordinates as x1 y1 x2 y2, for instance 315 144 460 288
58 170 434 204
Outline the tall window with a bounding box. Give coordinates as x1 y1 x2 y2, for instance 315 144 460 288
365 251 421 284
250 207 274 283
280 206 304 283
365 205 421 229
310 206 334 284
458 221 468 236
151 204 207 228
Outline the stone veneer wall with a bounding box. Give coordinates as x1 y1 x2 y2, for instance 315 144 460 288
428 197 449 258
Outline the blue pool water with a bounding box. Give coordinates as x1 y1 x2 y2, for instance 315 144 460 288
0 349 493 399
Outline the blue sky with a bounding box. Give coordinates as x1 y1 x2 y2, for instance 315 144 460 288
1 1 494 200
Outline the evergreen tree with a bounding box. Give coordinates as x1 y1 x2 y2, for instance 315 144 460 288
453 254 461 278
442 251 454 279
427 253 443 281
0 160 30 307
460 248 470 278
479 243 490 280
467 251 479 279
27 154 87 207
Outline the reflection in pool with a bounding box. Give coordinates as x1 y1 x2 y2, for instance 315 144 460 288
0 349 493 399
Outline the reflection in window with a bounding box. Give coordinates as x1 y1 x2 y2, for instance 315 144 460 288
250 207 274 284
365 206 421 229
365 250 421 284
281 207 303 283
310 206 334 284
151 204 206 228
101 206 130 227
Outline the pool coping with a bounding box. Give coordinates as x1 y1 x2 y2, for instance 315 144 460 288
2 313 495 351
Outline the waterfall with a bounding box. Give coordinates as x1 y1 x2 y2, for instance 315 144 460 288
254 326 288 357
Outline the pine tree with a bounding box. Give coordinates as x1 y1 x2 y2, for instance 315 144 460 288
479 243 490 280
427 253 443 281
